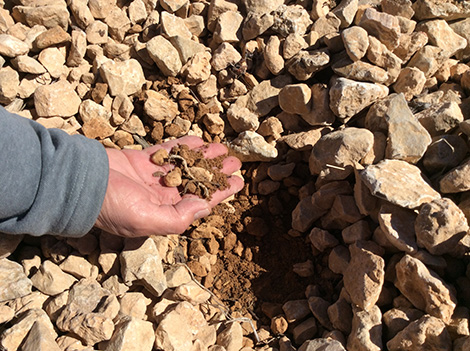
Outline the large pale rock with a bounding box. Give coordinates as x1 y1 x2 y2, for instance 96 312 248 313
279 84 311 115
407 45 448 78
11 55 46 74
271 4 312 36
104 7 130 41
155 301 208 351
329 77 388 120
0 258 32 303
214 10 243 43
216 322 243 351
347 305 382 351
416 101 464 137
387 315 451 351
0 34 29 57
359 7 401 50
34 80 81 117
450 18 470 60
440 158 470 193
211 42 242 71
394 31 428 62
119 292 152 319
283 33 308 59
174 281 211 304
181 51 211 85
12 5 69 30
34 25 70 49
378 203 418 254
228 131 278 162
144 90 178 122
332 0 358 28
341 26 369 61
343 243 384 311
242 0 283 14
299 83 335 126
384 93 431 163
417 19 467 57
56 278 118 345
226 104 259 132
332 56 389 84
104 317 155 351
147 35 182 77
395 255 457 323
415 198 470 256
99 59 145 96
30 260 76 296
161 11 192 39
298 338 347 351
59 254 96 279
309 127 374 180
20 320 61 351
393 67 426 101
360 159 441 209
244 75 292 116
120 238 167 297
413 0 470 21
207 0 238 32
0 309 56 351
382 0 414 18
79 99 111 123
367 36 402 85
0 67 19 104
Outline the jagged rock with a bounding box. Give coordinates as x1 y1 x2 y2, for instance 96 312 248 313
417 19 467 57
383 307 424 340
271 4 312 37
394 255 457 323
278 84 311 115
30 260 76 296
416 101 464 137
347 305 382 351
99 59 145 97
360 159 441 209
104 317 155 351
341 26 369 61
147 35 182 76
413 0 470 21
329 77 389 120
415 198 470 256
387 315 451 351
332 56 389 84
422 135 468 173
440 158 470 193
287 49 330 81
0 258 32 302
227 131 278 162
343 243 384 311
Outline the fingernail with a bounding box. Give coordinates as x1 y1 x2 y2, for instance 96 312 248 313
195 208 211 220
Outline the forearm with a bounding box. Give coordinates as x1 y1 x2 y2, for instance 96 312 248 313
0 107 109 237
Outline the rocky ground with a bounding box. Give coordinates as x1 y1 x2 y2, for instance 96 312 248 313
2 0 470 350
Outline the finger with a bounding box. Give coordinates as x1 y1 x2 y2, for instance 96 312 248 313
140 198 211 235
199 142 228 159
220 156 242 175
144 136 204 156
207 175 244 208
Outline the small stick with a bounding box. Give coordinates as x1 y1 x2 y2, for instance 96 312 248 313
325 163 346 170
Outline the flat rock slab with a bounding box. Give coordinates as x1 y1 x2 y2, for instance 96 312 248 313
360 159 440 209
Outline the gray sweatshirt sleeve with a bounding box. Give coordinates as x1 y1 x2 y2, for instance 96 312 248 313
0 107 109 237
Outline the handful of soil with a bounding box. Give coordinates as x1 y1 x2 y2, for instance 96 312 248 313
150 144 230 199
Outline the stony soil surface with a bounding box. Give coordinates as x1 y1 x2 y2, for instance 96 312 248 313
3 0 470 350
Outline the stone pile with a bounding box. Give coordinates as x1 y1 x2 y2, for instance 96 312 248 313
1 0 470 350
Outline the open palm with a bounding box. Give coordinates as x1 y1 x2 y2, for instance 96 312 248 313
95 136 243 237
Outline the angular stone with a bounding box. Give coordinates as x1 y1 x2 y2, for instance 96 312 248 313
298 338 347 351
86 20 108 44
0 305 14 324
0 258 32 303
228 130 278 162
59 254 96 279
0 309 56 351
308 296 333 329
279 84 311 115
120 238 167 297
383 307 424 340
439 144 470 187
394 31 428 62
174 281 211 304
99 59 145 97
413 0 470 20
386 315 451 351
82 117 115 140
347 305 382 351
67 29 86 67
309 227 339 252
341 26 369 61
207 0 238 32
393 67 426 101
309 127 374 180
146 35 182 77
12 5 69 30
216 322 243 351
160 11 192 39
243 75 291 116
298 83 335 126
287 49 330 81
144 90 178 122
415 198 469 256
104 317 155 351
291 197 325 233
327 292 353 334
423 135 468 173
226 104 259 133
378 203 418 254
282 299 310 323
34 25 70 49
343 243 384 311
0 67 19 104
408 45 448 78
359 7 400 50
242 0 283 14
332 0 358 28
211 42 242 71
10 55 46 74
283 33 308 60
213 10 243 43
416 101 464 137
360 159 441 209
104 7 130 42
181 51 211 85
332 56 389 84
417 19 467 57
293 317 317 345
329 77 389 120
311 12 341 38
395 255 457 323
37 47 66 78
20 320 61 351
382 0 414 19
30 260 76 297
34 80 81 117
367 36 402 84
271 4 312 37
155 301 208 351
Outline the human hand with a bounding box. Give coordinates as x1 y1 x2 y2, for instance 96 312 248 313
95 136 244 237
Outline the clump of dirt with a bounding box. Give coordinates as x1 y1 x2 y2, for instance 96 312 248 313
150 144 230 199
